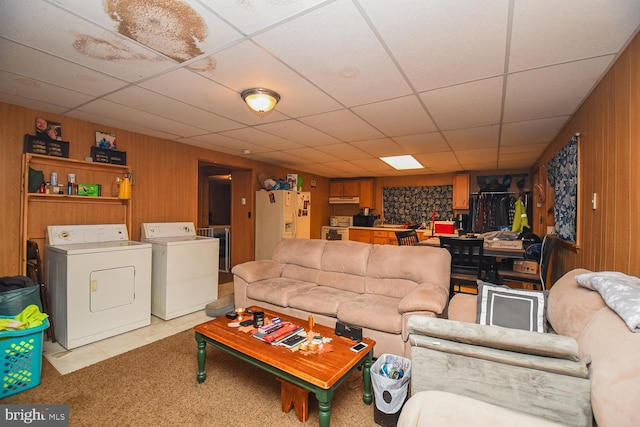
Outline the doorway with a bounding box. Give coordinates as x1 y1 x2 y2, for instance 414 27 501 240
197 162 253 284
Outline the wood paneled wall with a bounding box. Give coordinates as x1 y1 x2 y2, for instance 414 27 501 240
0 102 330 275
533 32 640 281
3 32 639 280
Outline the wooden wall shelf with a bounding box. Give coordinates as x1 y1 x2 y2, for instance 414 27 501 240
20 153 132 273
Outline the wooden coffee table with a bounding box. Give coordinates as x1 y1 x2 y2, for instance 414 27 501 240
194 306 375 427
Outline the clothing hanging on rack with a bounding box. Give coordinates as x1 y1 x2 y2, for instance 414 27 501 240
470 192 529 234
511 196 529 233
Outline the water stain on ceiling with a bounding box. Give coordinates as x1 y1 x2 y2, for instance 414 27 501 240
104 0 208 63
73 32 154 61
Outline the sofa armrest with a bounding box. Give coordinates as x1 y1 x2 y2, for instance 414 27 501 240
407 316 581 362
231 260 282 283
398 285 448 315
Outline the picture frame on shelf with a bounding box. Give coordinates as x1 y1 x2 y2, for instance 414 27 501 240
96 131 117 150
35 117 62 141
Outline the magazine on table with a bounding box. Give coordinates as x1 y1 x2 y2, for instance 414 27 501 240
252 322 303 345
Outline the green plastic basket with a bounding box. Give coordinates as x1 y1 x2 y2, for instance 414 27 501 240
0 317 49 398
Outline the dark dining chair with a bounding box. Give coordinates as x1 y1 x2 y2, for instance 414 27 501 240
26 240 56 342
439 237 488 297
395 230 419 246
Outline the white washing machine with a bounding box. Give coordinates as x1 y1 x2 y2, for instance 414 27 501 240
141 222 219 320
45 224 152 350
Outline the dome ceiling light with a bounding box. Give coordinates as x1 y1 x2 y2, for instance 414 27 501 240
240 88 281 114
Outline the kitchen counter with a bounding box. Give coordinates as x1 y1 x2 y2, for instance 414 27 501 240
349 226 431 234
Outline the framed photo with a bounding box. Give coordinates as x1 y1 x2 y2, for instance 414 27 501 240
35 117 62 140
96 131 117 150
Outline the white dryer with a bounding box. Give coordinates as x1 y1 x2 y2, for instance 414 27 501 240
141 222 219 320
45 224 152 350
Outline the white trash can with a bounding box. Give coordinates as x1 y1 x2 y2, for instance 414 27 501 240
371 354 412 426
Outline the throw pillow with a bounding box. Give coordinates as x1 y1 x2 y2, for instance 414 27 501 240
476 281 548 332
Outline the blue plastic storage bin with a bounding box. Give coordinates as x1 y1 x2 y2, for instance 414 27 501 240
0 318 49 398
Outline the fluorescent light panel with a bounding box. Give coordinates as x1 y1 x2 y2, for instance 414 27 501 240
380 155 424 170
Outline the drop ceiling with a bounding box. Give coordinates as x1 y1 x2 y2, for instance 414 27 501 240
1 0 639 178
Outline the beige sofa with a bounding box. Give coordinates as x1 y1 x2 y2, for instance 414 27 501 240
399 268 640 427
232 238 451 357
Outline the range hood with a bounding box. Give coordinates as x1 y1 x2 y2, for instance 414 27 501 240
329 196 360 205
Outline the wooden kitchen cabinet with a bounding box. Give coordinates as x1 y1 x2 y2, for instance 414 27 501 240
359 179 375 208
329 180 359 197
349 228 372 243
453 173 470 210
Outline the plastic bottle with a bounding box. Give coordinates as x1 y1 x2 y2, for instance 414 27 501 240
118 175 131 199
112 177 121 197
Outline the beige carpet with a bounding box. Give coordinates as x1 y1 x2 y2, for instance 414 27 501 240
3 326 378 426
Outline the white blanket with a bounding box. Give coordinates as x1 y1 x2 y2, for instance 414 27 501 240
576 271 640 333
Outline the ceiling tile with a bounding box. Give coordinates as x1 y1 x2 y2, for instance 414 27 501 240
201 0 328 35
75 99 207 137
191 41 342 117
0 39 128 96
0 1 175 81
351 95 437 137
254 120 341 147
393 132 450 154
421 77 504 130
105 86 242 133
255 1 412 106
443 125 500 150
349 138 408 157
414 151 460 168
504 56 615 122
299 109 385 142
140 68 287 125
501 116 569 147
219 127 304 151
509 0 640 72
362 0 510 91
0 70 93 109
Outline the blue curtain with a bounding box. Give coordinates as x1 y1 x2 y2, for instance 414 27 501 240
546 136 578 242
383 185 453 225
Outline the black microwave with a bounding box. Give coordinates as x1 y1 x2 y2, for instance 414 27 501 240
353 214 376 227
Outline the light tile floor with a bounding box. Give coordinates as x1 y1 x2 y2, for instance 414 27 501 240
44 281 234 375
43 310 212 375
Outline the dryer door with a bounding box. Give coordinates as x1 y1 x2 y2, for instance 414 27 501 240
90 266 135 312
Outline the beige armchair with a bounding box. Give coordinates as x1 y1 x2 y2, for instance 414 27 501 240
403 315 592 426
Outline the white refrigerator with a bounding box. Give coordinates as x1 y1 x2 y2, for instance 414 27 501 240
255 190 311 260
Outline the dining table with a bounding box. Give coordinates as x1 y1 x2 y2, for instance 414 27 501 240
417 236 526 259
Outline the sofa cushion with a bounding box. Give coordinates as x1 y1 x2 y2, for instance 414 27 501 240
476 283 548 332
547 268 607 340
398 390 565 427
288 287 361 317
579 307 640 427
365 245 451 299
317 240 370 293
246 278 317 307
272 238 327 270
338 294 403 334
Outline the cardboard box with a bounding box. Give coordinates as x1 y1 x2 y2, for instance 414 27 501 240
484 239 524 249
513 260 539 274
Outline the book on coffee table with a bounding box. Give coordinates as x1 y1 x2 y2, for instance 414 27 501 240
253 322 303 345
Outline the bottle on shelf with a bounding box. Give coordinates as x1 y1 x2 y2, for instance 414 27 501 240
118 174 131 199
112 177 121 197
